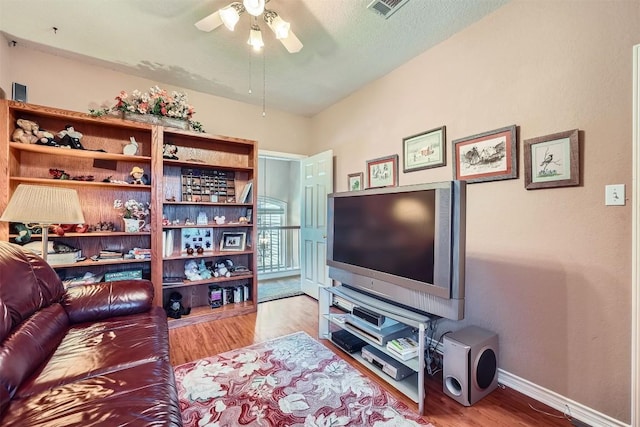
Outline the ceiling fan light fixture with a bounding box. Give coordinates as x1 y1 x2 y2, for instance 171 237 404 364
220 2 244 31
243 0 265 17
247 25 264 51
264 10 290 39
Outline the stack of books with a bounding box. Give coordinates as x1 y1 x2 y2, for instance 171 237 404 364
98 250 123 261
386 337 419 361
128 247 151 260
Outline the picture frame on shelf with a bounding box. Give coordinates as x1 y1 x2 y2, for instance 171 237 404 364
181 227 214 254
452 125 517 184
347 172 364 191
403 126 446 172
524 129 579 190
366 154 399 189
220 231 247 252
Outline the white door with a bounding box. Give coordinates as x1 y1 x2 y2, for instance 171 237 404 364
300 150 333 299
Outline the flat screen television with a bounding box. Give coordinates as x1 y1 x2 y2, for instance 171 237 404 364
327 180 466 320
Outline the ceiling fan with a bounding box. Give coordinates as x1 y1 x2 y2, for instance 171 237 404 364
195 0 303 53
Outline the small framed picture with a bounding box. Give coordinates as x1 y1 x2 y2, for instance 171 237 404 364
347 172 364 191
220 231 247 252
452 125 517 184
366 154 399 189
524 129 579 190
403 126 446 172
181 228 214 254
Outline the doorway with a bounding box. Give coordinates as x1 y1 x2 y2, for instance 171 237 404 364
256 151 303 303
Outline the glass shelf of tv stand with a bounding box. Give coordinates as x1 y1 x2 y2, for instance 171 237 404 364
325 313 421 372
319 284 435 415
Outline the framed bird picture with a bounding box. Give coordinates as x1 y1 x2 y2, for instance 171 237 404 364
452 125 517 184
524 129 579 190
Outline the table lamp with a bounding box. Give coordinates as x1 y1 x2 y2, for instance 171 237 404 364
0 184 85 262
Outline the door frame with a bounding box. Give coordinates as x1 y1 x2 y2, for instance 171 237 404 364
632 43 639 427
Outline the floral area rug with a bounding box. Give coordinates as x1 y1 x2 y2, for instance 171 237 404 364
174 331 435 426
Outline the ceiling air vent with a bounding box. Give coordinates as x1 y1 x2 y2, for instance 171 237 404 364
367 0 410 19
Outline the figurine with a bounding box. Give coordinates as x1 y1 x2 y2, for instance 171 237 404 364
123 137 138 156
57 125 85 149
163 143 178 160
214 216 226 225
130 166 147 185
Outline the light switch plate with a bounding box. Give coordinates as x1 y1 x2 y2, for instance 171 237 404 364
605 184 625 206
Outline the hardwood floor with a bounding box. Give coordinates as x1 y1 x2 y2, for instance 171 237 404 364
169 295 573 427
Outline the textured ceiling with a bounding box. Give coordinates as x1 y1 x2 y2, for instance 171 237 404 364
0 0 509 117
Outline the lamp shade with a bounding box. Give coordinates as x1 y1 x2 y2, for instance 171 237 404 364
268 14 290 39
220 3 242 31
247 25 264 51
0 184 85 225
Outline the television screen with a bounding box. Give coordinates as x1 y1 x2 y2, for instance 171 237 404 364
332 190 436 284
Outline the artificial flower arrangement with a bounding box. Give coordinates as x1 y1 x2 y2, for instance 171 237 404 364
113 199 150 220
90 86 204 132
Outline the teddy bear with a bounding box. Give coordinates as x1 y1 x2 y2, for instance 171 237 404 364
11 118 56 145
184 259 202 281
212 259 234 278
164 291 191 319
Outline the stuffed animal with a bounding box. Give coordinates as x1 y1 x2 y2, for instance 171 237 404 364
164 292 191 319
12 119 56 146
56 125 85 149
163 143 178 159
198 259 212 279
184 259 202 281
212 259 233 277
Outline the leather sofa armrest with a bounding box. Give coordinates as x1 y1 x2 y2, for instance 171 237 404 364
62 280 155 324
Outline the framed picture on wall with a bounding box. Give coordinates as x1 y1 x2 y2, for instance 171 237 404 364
403 126 446 172
347 172 364 191
366 154 399 188
452 125 518 184
524 129 579 190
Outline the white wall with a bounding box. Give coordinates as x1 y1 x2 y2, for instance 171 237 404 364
310 1 638 422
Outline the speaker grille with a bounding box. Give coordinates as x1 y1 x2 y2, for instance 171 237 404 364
476 348 497 389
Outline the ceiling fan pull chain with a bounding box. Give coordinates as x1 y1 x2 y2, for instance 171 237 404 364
262 49 266 117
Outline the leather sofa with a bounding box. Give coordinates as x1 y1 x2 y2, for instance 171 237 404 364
0 241 182 426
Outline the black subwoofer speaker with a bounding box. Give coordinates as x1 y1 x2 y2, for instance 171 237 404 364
443 325 498 406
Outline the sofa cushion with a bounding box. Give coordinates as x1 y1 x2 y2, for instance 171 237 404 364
16 307 169 399
3 359 182 427
63 279 154 324
0 304 69 398
0 243 65 342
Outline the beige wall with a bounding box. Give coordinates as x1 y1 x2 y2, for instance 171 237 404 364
1 0 637 422
311 0 638 422
0 36 10 99
0 45 312 155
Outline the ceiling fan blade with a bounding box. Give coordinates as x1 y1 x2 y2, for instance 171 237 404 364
195 11 223 32
280 30 303 53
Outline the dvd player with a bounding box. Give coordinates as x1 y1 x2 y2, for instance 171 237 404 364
344 315 411 346
361 345 414 381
